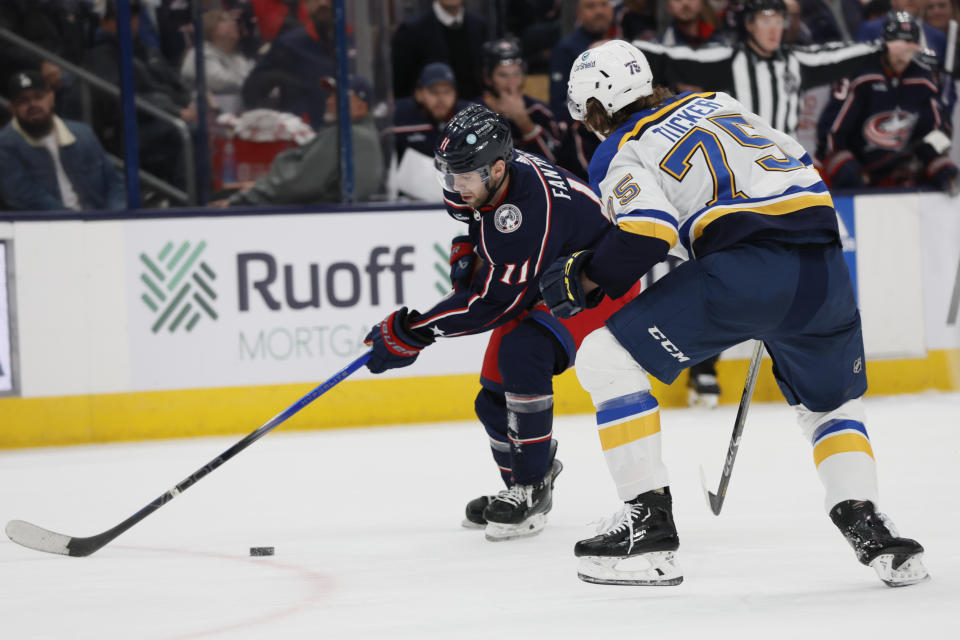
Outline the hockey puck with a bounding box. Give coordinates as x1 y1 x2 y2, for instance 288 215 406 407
249 546 275 556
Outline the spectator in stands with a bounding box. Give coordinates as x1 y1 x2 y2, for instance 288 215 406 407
249 0 307 43
660 0 723 47
503 0 562 73
481 38 562 163
923 0 960 34
633 0 881 137
155 1 260 66
817 11 959 194
223 76 382 205
549 0 614 121
799 0 863 43
242 0 347 127
614 0 658 42
0 0 96 123
0 71 125 211
180 8 255 113
386 62 467 162
782 0 814 44
84 0 196 188
391 1 488 100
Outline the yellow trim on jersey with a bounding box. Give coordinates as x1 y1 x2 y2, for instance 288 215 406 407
692 193 835 242
619 219 680 248
617 93 716 151
598 411 661 451
813 433 875 467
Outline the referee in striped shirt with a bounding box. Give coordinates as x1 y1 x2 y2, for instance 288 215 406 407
632 0 880 137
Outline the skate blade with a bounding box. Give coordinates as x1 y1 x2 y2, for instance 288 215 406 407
870 552 930 587
577 551 683 586
484 513 547 541
687 389 719 409
461 519 486 530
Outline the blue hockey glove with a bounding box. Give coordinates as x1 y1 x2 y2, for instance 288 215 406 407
364 307 435 374
449 235 475 292
539 251 604 319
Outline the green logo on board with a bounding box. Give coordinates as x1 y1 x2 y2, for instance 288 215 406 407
139 241 217 333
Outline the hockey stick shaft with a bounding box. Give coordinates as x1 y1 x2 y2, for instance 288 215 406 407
702 341 764 516
6 350 371 557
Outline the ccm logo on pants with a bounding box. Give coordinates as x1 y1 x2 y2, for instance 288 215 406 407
648 326 690 363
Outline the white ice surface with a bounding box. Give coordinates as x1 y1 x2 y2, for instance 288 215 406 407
1 393 958 639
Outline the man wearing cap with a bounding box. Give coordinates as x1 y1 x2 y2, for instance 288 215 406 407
223 76 383 205
385 62 469 163
0 71 125 211
817 11 959 195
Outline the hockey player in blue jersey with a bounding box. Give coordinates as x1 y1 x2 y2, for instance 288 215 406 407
816 12 959 194
539 40 928 587
363 104 639 541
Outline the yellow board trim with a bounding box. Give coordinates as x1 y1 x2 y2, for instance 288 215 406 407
692 193 835 242
598 411 661 451
813 433 875 467
1 348 957 449
618 219 679 248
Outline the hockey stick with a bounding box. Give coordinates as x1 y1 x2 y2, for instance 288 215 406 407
698 340 764 516
5 350 372 557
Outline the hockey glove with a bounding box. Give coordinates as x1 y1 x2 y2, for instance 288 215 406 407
539 250 604 319
364 307 435 374
930 163 960 197
449 235 475 292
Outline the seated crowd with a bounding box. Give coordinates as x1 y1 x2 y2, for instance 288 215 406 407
0 0 958 211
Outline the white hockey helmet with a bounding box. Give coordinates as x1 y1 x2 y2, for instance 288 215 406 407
566 40 653 121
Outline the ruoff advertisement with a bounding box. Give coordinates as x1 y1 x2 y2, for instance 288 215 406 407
124 211 488 392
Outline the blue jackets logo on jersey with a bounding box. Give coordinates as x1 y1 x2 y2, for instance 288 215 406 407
494 204 523 233
864 111 917 150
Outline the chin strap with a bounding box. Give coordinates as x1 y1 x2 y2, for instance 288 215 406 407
478 167 509 210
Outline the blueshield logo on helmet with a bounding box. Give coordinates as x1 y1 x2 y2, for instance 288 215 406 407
566 40 654 121
494 204 522 233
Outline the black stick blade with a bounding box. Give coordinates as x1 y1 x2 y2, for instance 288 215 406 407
6 520 74 556
706 491 723 516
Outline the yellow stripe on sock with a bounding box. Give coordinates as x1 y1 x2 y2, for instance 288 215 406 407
813 433 874 467
598 411 661 451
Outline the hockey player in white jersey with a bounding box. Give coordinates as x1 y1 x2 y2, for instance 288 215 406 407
539 40 928 588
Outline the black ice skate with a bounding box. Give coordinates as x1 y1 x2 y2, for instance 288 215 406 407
575 487 682 586
830 500 929 587
462 440 562 529
687 373 720 408
482 472 556 541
